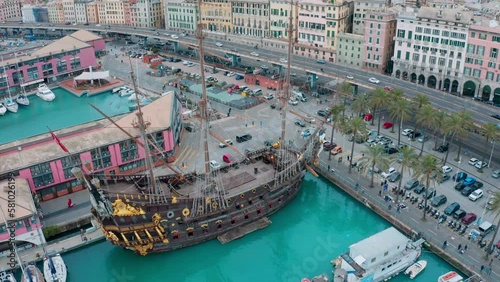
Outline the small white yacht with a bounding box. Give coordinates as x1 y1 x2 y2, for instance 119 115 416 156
0 103 6 116
438 271 463 282
127 93 145 101
332 227 425 282
119 88 135 97
404 260 427 279
0 271 16 282
43 254 67 282
112 85 129 94
16 94 30 106
4 97 18 113
21 265 44 282
36 84 56 102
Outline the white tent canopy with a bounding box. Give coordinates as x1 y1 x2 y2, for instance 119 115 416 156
74 70 110 82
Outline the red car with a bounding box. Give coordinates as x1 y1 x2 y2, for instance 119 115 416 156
364 113 373 121
384 86 393 91
461 213 477 225
383 122 393 129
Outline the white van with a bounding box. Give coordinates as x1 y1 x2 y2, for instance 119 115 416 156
252 89 262 96
478 221 495 237
292 90 305 100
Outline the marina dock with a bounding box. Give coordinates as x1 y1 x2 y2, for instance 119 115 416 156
218 217 272 244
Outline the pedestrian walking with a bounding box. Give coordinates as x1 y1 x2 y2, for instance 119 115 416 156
67 198 74 208
443 241 448 249
378 190 382 197
464 245 468 251
489 259 493 266
481 265 484 272
458 244 462 250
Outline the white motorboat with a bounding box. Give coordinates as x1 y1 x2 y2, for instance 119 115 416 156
16 94 30 106
404 260 427 279
4 97 18 113
0 271 16 282
127 93 145 101
112 86 129 94
43 254 67 282
128 97 151 111
21 265 44 282
119 89 135 97
0 103 6 116
438 271 463 282
37 84 56 102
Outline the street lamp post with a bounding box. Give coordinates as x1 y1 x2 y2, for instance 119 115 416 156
453 158 462 187
488 140 495 168
479 190 493 225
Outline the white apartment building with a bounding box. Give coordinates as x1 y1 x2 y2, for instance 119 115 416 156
63 0 76 24
74 1 88 24
232 0 270 38
352 0 387 35
47 1 65 24
165 0 198 34
131 0 163 28
392 7 470 93
269 0 297 40
0 0 22 22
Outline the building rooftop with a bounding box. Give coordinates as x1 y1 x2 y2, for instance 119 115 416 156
349 227 409 260
417 7 472 24
69 29 102 42
0 92 175 173
0 177 36 220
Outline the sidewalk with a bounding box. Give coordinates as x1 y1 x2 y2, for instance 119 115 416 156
39 190 92 226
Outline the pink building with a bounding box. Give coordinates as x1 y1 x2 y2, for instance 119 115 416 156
462 20 500 103
297 0 327 49
0 29 105 94
0 177 45 249
363 7 399 74
0 93 183 202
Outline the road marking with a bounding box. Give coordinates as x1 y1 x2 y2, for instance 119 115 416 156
427 229 437 236
411 218 419 224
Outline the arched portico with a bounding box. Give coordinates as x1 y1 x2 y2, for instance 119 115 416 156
462 81 476 97
418 75 425 85
481 85 492 101
427 75 437 89
410 73 417 83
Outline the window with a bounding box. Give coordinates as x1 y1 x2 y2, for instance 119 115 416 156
474 59 483 66
91 146 112 170
30 162 54 188
438 58 445 66
488 62 496 68
490 48 498 59
397 50 401 59
473 69 481 77
27 67 38 80
57 60 67 72
486 72 494 81
471 32 475 38
397 29 405 38
405 52 410 60
478 33 487 40
412 53 420 62
429 56 436 65
467 44 475 54
120 139 139 162
476 46 485 56
61 155 82 179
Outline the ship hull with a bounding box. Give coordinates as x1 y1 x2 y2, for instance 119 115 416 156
96 166 306 255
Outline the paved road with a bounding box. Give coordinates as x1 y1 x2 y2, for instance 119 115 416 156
2 23 499 125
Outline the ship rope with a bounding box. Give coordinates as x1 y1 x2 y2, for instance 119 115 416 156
190 167 228 216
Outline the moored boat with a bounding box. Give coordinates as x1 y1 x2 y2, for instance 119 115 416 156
16 94 30 106
404 260 426 279
21 265 44 282
438 271 463 282
37 84 56 102
4 98 18 113
112 86 129 94
119 88 135 97
43 254 67 282
127 93 145 101
0 271 16 282
0 103 6 116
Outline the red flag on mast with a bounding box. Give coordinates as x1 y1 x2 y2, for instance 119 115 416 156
49 129 69 153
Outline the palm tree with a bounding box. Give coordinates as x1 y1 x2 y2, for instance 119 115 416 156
358 144 391 188
368 88 387 132
328 104 346 161
337 81 354 107
388 88 404 133
479 123 500 171
416 104 436 155
411 93 430 140
343 117 367 173
351 93 370 117
443 110 473 164
395 146 418 204
388 97 412 146
485 191 500 259
433 109 447 151
412 154 440 220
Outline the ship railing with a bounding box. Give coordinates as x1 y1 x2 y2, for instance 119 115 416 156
340 252 366 277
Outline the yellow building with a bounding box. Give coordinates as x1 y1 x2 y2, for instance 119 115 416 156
232 0 269 38
86 1 99 24
97 0 129 26
325 1 353 51
47 1 65 24
201 0 232 33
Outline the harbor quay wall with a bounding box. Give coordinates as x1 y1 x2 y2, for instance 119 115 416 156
313 164 484 281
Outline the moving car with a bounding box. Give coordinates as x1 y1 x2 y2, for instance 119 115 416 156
264 93 274 100
301 129 312 137
209 160 221 170
330 146 343 155
384 86 393 91
323 141 335 151
469 189 483 201
417 135 429 143
288 99 298 105
235 75 244 80
250 52 259 56
384 147 399 154
383 122 393 129
171 35 179 39
226 72 236 77
304 115 316 123
491 114 500 120
437 143 449 153
492 169 500 178
346 75 354 79
216 42 223 47
279 58 287 63
431 195 447 207
402 129 414 136
317 110 328 117
219 139 233 148
368 77 380 84
317 59 326 64
295 119 306 127
438 174 451 183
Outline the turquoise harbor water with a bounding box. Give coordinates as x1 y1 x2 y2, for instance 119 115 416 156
49 174 459 282
0 88 130 145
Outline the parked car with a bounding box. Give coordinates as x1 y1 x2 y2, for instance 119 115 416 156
384 86 393 91
404 179 420 190
323 141 336 151
461 186 475 196
264 93 274 100
317 59 326 64
219 139 233 148
438 174 451 183
304 114 316 123
235 75 244 80
492 169 500 178
437 143 449 153
381 167 396 179
368 77 380 84
453 209 467 220
454 182 467 191
402 129 414 136
491 114 500 120
469 189 484 201
471 181 483 190
388 172 401 182
383 122 393 129
453 172 467 182
294 119 306 127
444 202 460 215
384 147 399 155
364 113 373 121
431 195 447 207
301 129 312 137
209 160 221 170
408 132 422 139
475 161 488 169
425 188 436 199
462 213 477 225
317 110 328 117
463 177 476 186
417 135 429 143
468 158 479 166
414 185 426 194
442 165 452 173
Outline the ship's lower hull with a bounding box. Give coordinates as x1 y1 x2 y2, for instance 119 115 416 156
96 169 306 255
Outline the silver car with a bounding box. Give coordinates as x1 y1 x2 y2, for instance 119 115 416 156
492 169 500 178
